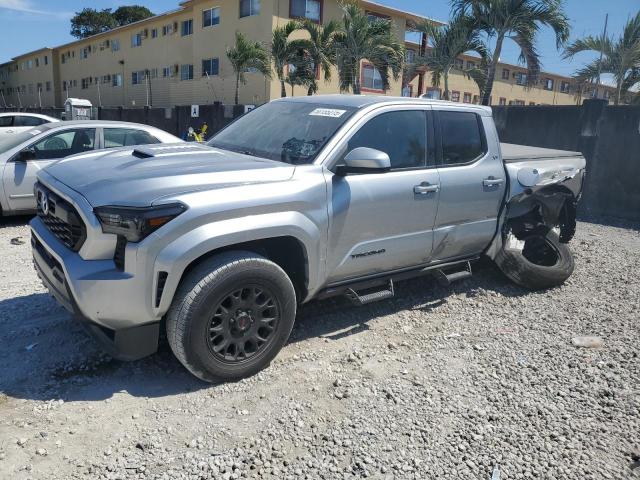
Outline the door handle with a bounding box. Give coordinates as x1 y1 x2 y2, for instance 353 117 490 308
483 177 504 187
414 182 440 195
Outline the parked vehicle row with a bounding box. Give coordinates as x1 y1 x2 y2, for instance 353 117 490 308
0 120 180 215
28 95 586 383
0 112 59 136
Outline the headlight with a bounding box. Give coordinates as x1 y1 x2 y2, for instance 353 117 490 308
94 204 186 242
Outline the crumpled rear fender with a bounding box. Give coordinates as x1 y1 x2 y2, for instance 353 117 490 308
486 158 586 259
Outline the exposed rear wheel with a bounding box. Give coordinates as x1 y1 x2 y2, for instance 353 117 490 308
495 230 574 290
166 251 296 382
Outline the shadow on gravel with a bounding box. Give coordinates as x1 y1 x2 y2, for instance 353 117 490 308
1 259 530 403
0 214 33 228
290 259 530 345
0 292 208 404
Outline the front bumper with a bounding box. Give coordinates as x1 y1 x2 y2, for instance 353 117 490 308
31 219 159 361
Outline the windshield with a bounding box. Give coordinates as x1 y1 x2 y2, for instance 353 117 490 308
207 101 356 164
0 130 40 153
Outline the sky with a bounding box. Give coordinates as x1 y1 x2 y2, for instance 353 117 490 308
0 0 638 80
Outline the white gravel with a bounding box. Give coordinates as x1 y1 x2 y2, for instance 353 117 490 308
0 215 638 479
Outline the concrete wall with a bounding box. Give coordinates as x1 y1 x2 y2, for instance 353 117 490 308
493 100 640 221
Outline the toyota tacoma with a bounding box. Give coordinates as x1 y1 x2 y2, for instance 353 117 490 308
30 95 585 381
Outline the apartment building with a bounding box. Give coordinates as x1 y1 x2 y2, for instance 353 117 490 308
0 0 614 108
404 42 616 106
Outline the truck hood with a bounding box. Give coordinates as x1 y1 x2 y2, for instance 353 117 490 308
42 144 296 207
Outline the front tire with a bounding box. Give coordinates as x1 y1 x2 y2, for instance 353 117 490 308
166 251 297 382
495 230 574 290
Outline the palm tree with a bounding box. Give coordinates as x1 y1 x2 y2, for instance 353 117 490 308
289 19 340 95
333 2 405 95
563 11 640 105
226 31 272 105
271 20 299 98
410 15 488 100
286 52 317 96
452 0 570 106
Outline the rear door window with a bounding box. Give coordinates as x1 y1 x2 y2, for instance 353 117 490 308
15 116 47 127
0 116 13 127
438 111 486 165
104 128 160 148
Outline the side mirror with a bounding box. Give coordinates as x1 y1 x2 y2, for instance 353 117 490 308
335 147 391 175
15 147 36 162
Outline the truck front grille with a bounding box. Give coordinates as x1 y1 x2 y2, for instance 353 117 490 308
36 183 86 252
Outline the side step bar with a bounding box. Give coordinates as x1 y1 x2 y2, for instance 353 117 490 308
346 280 394 306
434 261 472 286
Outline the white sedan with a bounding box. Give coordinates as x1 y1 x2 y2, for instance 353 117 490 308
0 112 59 136
0 120 181 216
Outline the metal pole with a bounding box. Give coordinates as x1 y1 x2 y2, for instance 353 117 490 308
595 13 608 88
97 78 102 107
1 90 7 108
145 70 150 107
17 88 22 108
38 87 42 108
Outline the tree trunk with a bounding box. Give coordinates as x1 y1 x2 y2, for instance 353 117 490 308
352 63 361 95
235 72 240 105
615 80 622 105
443 72 450 100
307 85 314 96
280 79 287 98
482 34 504 106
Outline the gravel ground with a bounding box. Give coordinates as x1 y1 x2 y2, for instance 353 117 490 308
0 215 638 480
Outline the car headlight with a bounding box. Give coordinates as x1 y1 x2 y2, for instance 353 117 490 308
94 204 186 242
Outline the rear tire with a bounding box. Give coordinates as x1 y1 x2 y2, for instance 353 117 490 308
495 230 574 290
166 251 297 382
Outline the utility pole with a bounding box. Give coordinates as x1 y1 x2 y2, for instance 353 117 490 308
595 13 608 89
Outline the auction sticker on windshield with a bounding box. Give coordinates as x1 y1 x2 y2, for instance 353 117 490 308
309 108 347 118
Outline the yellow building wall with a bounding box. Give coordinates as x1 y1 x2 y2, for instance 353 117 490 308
1 49 56 107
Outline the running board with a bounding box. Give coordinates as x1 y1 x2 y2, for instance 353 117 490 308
434 261 472 286
346 280 394 306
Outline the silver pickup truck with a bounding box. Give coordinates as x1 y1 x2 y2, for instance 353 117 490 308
30 95 585 382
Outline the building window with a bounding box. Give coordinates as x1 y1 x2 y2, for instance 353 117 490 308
202 58 219 76
27 60 33 69
604 90 611 100
162 66 171 77
501 68 509 80
366 11 390 23
131 33 142 47
454 58 464 69
499 97 507 106
203 7 220 27
180 64 194 81
560 81 570 93
543 78 554 90
451 91 460 102
290 0 321 22
111 39 120 52
240 0 260 17
466 60 476 70
132 71 146 85
463 92 472 103
424 88 441 99
181 19 193 36
80 47 91 59
81 78 90 90
44 55 48 65
472 95 479 104
35 58 40 67
112 73 123 87
405 49 415 64
362 64 383 91
46 81 51 91
151 28 158 38
529 101 536 105
515 72 527 86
